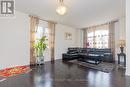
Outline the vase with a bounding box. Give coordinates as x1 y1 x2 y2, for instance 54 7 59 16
36 56 44 65
120 46 124 53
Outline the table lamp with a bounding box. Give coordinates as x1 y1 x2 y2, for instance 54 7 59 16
119 40 125 53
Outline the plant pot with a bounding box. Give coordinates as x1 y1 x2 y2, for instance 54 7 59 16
36 56 44 65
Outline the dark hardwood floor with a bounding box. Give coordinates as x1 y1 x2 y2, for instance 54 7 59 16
0 60 130 87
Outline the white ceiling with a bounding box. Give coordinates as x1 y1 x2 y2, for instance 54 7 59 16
15 0 125 28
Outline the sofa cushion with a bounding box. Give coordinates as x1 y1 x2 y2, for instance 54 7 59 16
67 50 78 54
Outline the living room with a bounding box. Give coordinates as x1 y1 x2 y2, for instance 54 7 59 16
0 0 130 87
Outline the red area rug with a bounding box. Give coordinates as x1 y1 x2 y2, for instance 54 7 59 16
0 66 31 78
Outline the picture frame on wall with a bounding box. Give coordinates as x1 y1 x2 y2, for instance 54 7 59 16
65 32 72 40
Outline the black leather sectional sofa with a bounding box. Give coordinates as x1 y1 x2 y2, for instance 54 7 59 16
62 48 113 63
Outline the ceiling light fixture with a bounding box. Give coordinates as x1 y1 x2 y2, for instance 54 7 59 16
56 0 67 15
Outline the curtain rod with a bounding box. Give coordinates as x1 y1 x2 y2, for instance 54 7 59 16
82 20 119 29
29 15 57 24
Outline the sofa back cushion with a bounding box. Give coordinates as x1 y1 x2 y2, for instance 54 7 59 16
67 50 78 54
88 48 111 55
67 48 112 55
67 48 79 54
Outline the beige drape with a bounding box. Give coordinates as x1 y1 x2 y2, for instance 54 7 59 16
83 29 87 48
48 22 56 62
30 16 39 65
109 22 115 61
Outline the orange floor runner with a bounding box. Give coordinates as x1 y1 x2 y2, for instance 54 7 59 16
0 66 31 77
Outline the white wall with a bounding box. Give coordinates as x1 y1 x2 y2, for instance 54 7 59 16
126 0 130 76
55 24 81 60
0 11 30 69
119 17 126 40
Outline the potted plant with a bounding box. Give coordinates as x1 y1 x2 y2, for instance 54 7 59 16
34 36 48 65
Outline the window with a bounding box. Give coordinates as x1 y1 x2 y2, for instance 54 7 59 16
35 26 49 48
87 32 94 48
87 25 109 48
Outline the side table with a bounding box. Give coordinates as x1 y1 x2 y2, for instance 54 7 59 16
117 53 126 67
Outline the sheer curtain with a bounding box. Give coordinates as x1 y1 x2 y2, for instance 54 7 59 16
83 22 116 60
94 25 109 48
48 21 56 62
30 16 39 65
109 22 115 60
83 29 87 47
84 24 109 48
